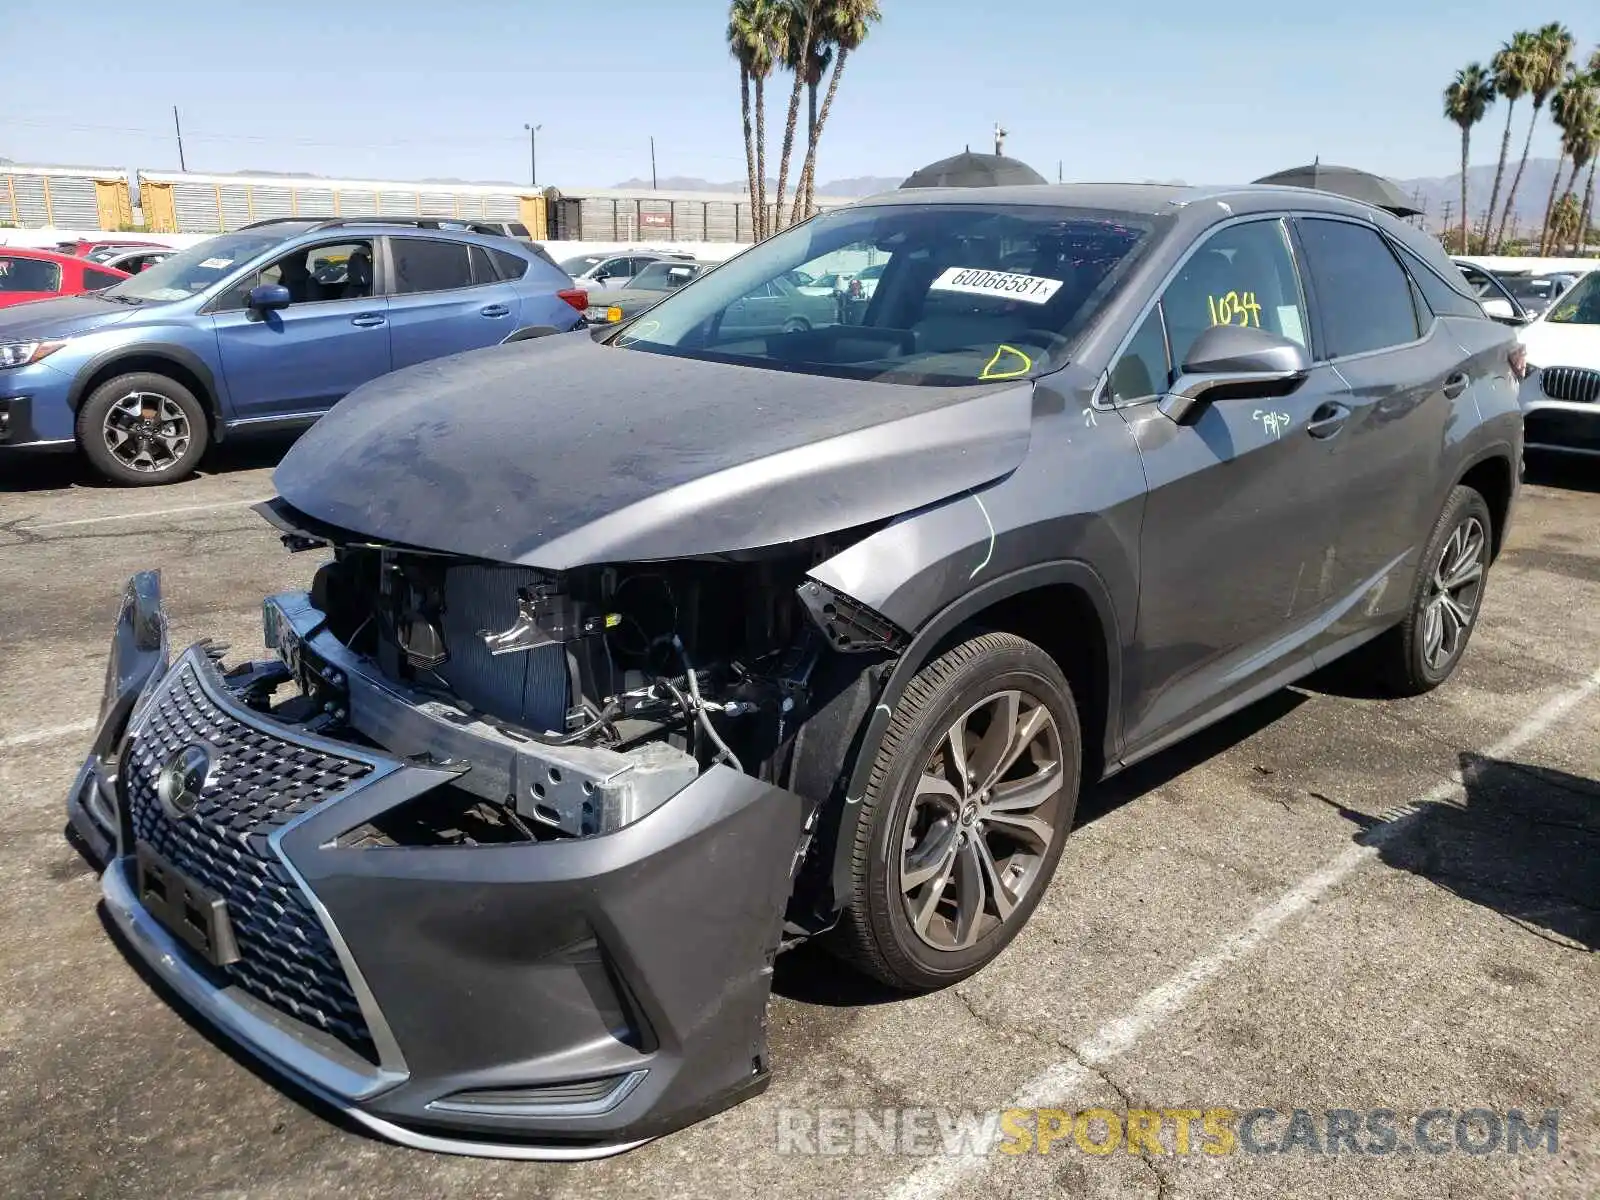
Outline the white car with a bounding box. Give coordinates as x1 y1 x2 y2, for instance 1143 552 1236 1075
1517 269 1600 458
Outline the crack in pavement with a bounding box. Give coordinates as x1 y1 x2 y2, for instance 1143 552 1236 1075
950 989 1175 1198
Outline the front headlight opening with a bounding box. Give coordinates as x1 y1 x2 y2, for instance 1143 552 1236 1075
0 340 64 369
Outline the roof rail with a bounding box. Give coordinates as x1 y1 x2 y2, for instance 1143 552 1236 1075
237 216 514 235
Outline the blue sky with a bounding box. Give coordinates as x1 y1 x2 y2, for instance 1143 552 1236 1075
1 1 1594 189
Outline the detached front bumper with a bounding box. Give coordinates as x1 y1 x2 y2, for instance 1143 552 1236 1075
69 573 807 1159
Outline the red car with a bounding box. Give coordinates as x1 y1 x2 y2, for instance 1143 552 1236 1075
0 247 129 308
54 237 166 260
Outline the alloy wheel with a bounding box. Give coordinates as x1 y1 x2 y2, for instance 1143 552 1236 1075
1421 515 1486 671
898 689 1066 951
102 391 191 474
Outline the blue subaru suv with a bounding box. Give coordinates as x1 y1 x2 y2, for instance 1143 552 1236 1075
0 218 586 485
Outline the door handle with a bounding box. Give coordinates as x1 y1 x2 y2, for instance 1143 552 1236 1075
480 304 510 318
350 313 385 328
1442 371 1469 399
1306 401 1351 439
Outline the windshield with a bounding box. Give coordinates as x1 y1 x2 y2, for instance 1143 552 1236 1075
1546 271 1599 325
560 255 605 274
609 203 1158 385
101 232 282 302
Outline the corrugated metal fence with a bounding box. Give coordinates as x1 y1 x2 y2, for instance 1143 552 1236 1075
139 171 543 235
0 165 852 241
1 165 132 230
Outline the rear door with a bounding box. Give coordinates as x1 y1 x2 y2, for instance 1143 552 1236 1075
383 235 520 369
1115 216 1351 754
211 238 392 420
1290 216 1462 645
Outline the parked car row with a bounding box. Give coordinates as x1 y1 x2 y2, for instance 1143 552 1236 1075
1 200 1590 486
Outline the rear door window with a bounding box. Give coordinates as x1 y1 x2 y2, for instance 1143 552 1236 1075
81 268 123 291
0 257 62 292
1159 218 1309 371
1295 218 1423 358
391 238 475 294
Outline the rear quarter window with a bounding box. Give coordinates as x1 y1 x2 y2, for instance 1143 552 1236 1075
490 247 532 281
1399 251 1486 319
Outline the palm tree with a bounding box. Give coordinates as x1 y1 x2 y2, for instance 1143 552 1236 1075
1551 72 1598 254
1483 33 1534 249
791 0 882 223
1580 48 1600 255
1444 63 1495 254
1497 22 1573 249
791 36 833 222
1541 67 1592 253
771 0 817 232
727 1 763 237
734 0 787 239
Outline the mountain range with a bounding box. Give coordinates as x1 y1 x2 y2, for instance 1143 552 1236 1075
614 158 1583 232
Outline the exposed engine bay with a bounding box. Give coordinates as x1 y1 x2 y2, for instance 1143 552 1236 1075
239 500 904 846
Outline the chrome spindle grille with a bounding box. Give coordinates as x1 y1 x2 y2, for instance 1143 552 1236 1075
123 660 377 1060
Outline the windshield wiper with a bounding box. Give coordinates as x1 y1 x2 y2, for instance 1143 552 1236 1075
100 293 146 305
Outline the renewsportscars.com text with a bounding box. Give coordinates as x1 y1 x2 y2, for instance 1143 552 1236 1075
774 1106 1561 1158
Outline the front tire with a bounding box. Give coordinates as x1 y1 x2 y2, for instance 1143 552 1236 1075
77 372 209 486
836 633 1081 992
1370 484 1493 696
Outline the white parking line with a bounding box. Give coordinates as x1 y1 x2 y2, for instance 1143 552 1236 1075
886 667 1600 1200
20 496 274 532
0 718 96 751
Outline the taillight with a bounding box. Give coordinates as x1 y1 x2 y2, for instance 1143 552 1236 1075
1508 344 1528 380
558 288 588 313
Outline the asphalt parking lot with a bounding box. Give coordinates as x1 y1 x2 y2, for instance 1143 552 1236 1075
1 440 1596 1200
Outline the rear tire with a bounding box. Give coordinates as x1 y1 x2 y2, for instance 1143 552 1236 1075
835 633 1081 992
1367 485 1493 696
76 372 209 486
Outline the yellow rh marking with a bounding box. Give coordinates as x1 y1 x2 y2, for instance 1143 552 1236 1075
980 344 1032 381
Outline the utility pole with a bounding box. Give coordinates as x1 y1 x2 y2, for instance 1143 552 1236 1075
173 106 187 172
650 136 657 189
1058 160 1063 183
524 123 541 187
993 123 1007 156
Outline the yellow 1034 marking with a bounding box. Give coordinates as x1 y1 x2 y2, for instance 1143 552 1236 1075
1207 291 1263 328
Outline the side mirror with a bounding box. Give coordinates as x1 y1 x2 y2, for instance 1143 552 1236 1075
248 283 292 312
1480 297 1516 320
1159 324 1310 423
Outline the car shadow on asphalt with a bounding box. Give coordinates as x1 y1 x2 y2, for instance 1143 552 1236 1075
0 430 304 493
1329 752 1598 951
1524 453 1600 495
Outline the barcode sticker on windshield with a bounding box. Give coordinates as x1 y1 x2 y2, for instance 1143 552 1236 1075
930 267 1063 304
198 257 233 269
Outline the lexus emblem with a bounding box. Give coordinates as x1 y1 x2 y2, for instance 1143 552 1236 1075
156 743 214 820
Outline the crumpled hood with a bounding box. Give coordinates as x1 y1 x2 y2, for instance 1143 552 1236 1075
273 331 1034 569
0 294 140 339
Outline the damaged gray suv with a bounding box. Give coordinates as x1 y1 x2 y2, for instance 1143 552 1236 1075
69 183 1523 1159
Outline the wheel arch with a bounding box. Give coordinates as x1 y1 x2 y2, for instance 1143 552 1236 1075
795 560 1124 929
67 345 227 442
1455 448 1516 560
